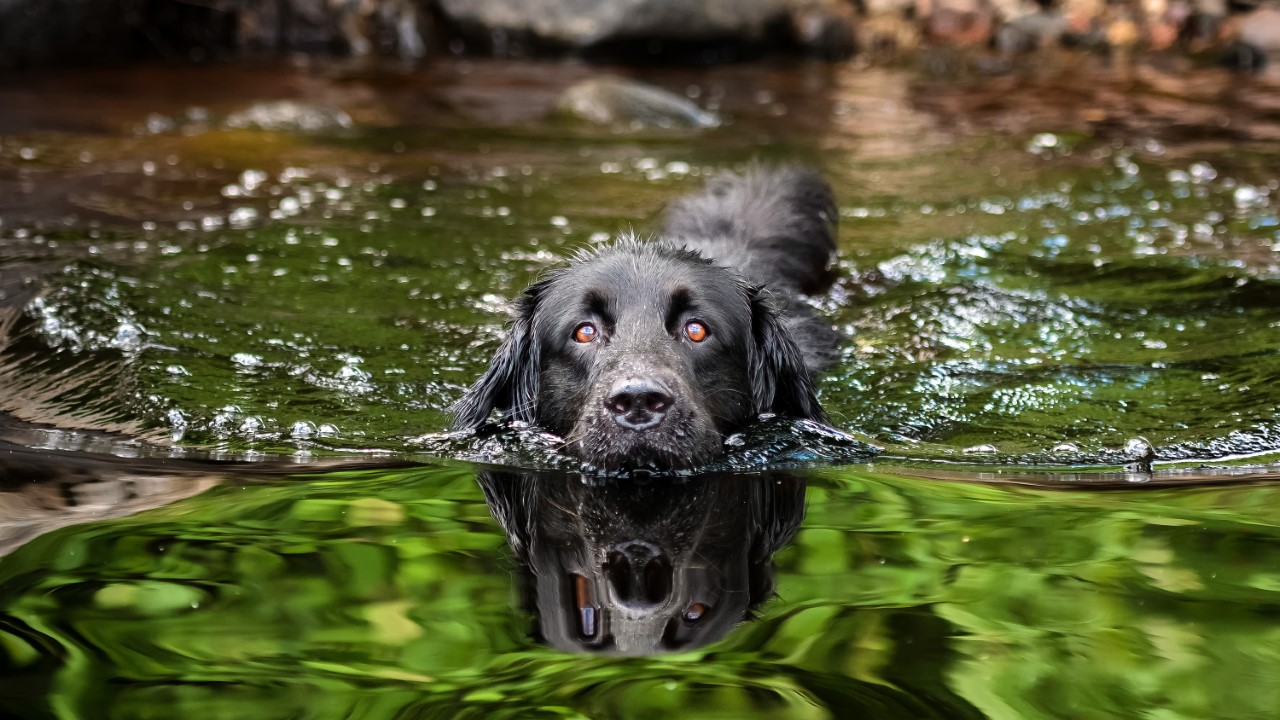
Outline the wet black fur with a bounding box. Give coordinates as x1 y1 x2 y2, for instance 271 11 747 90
451 165 840 471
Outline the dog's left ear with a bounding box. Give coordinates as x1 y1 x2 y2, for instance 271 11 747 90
747 288 829 424
449 280 549 430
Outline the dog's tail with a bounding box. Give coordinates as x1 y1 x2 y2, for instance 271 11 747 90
662 164 837 294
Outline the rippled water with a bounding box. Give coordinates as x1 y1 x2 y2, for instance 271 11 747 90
3 56 1280 718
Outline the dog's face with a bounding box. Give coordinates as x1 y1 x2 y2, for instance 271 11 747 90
478 472 806 655
452 240 826 472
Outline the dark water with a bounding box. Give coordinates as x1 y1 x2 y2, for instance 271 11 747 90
2 56 1280 718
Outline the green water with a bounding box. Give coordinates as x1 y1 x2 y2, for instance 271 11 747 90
4 464 1280 718
2 58 1280 718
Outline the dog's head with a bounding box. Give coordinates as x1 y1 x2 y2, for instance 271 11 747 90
479 471 806 655
451 240 827 472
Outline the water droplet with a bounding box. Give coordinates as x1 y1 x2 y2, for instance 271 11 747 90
1188 161 1217 182
1234 185 1263 208
1027 133 1059 155
112 321 144 353
240 169 269 191
1123 436 1154 460
291 421 317 439
228 207 258 228
1122 436 1156 472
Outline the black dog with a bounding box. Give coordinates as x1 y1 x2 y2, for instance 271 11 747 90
479 471 806 655
452 166 840 472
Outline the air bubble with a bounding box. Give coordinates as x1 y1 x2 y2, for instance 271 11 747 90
1122 436 1156 471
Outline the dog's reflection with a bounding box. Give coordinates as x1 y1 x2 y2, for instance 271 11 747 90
478 472 805 655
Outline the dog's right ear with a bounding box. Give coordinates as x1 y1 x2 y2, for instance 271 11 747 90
449 279 549 430
748 474 807 606
476 471 535 557
747 287 829 424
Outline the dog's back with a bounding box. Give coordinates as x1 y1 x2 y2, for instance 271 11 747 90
662 165 838 295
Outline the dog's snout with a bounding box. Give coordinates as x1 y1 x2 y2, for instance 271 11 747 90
605 379 674 430
606 541 672 608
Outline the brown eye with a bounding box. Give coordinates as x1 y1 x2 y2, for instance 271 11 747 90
573 323 598 343
684 603 708 622
684 321 708 343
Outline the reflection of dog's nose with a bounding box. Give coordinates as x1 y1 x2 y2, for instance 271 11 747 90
605 379 673 430
606 541 672 608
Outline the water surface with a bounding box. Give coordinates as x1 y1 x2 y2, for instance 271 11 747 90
2 56 1280 718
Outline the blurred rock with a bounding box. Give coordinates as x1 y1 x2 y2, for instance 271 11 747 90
223 101 355 132
336 0 430 58
557 77 720 128
1063 0 1107 37
1184 0 1227 50
0 0 1270 66
1103 4 1142 53
1237 5 1280 50
1221 5 1280 69
790 0 859 59
996 2 1069 52
919 0 997 45
436 0 789 50
0 0 433 67
0 0 132 66
858 12 923 57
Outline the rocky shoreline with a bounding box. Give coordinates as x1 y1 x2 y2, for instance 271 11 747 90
0 0 1278 69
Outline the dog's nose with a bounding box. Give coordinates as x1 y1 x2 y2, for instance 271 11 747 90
605 379 673 430
606 541 672 608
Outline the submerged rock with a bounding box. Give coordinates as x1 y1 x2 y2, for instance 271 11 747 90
557 77 720 129
223 101 354 133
